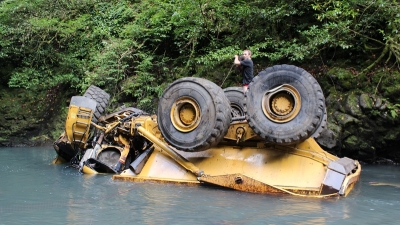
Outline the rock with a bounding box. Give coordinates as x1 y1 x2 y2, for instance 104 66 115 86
343 135 359 150
383 128 400 141
374 158 395 165
333 111 360 127
344 93 363 117
374 97 382 108
359 93 373 110
316 123 341 149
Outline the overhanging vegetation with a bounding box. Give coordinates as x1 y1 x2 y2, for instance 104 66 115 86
1 0 399 112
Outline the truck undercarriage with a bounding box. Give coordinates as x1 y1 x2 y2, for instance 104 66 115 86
53 64 361 197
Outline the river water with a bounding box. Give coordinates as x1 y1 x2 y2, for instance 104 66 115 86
0 147 399 225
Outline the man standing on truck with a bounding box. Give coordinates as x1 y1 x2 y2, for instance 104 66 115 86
234 49 254 93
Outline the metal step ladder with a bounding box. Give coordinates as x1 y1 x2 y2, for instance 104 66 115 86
72 107 92 147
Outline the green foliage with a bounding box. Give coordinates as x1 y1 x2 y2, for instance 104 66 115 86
309 0 400 70
1 0 400 112
387 103 400 118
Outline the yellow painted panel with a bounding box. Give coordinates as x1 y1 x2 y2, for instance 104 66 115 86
117 150 198 182
179 145 327 189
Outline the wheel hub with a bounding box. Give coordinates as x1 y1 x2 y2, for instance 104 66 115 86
231 103 245 118
262 84 301 123
170 97 201 132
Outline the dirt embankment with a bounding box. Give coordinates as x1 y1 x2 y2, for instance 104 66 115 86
0 84 71 147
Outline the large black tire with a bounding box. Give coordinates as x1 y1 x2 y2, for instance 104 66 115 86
157 77 232 152
311 106 327 138
223 87 245 121
244 64 326 145
83 85 110 123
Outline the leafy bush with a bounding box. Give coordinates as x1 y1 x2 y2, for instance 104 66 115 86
1 0 400 111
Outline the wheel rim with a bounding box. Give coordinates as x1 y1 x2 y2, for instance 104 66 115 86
97 149 121 167
262 84 301 123
231 103 245 118
170 97 201 132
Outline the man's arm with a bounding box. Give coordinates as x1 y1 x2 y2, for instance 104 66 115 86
234 55 241 65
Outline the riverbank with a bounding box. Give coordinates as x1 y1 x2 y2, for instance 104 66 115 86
1 65 400 164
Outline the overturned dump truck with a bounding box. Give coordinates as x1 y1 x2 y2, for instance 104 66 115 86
53 64 361 197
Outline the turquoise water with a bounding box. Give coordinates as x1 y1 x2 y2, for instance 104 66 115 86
0 147 399 225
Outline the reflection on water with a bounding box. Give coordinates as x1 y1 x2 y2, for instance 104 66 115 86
0 147 400 225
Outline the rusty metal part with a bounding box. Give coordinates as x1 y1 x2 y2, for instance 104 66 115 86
113 175 200 185
199 174 286 194
198 173 341 198
224 122 260 142
235 127 245 143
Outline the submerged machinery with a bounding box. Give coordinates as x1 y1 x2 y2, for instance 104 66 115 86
53 65 361 197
